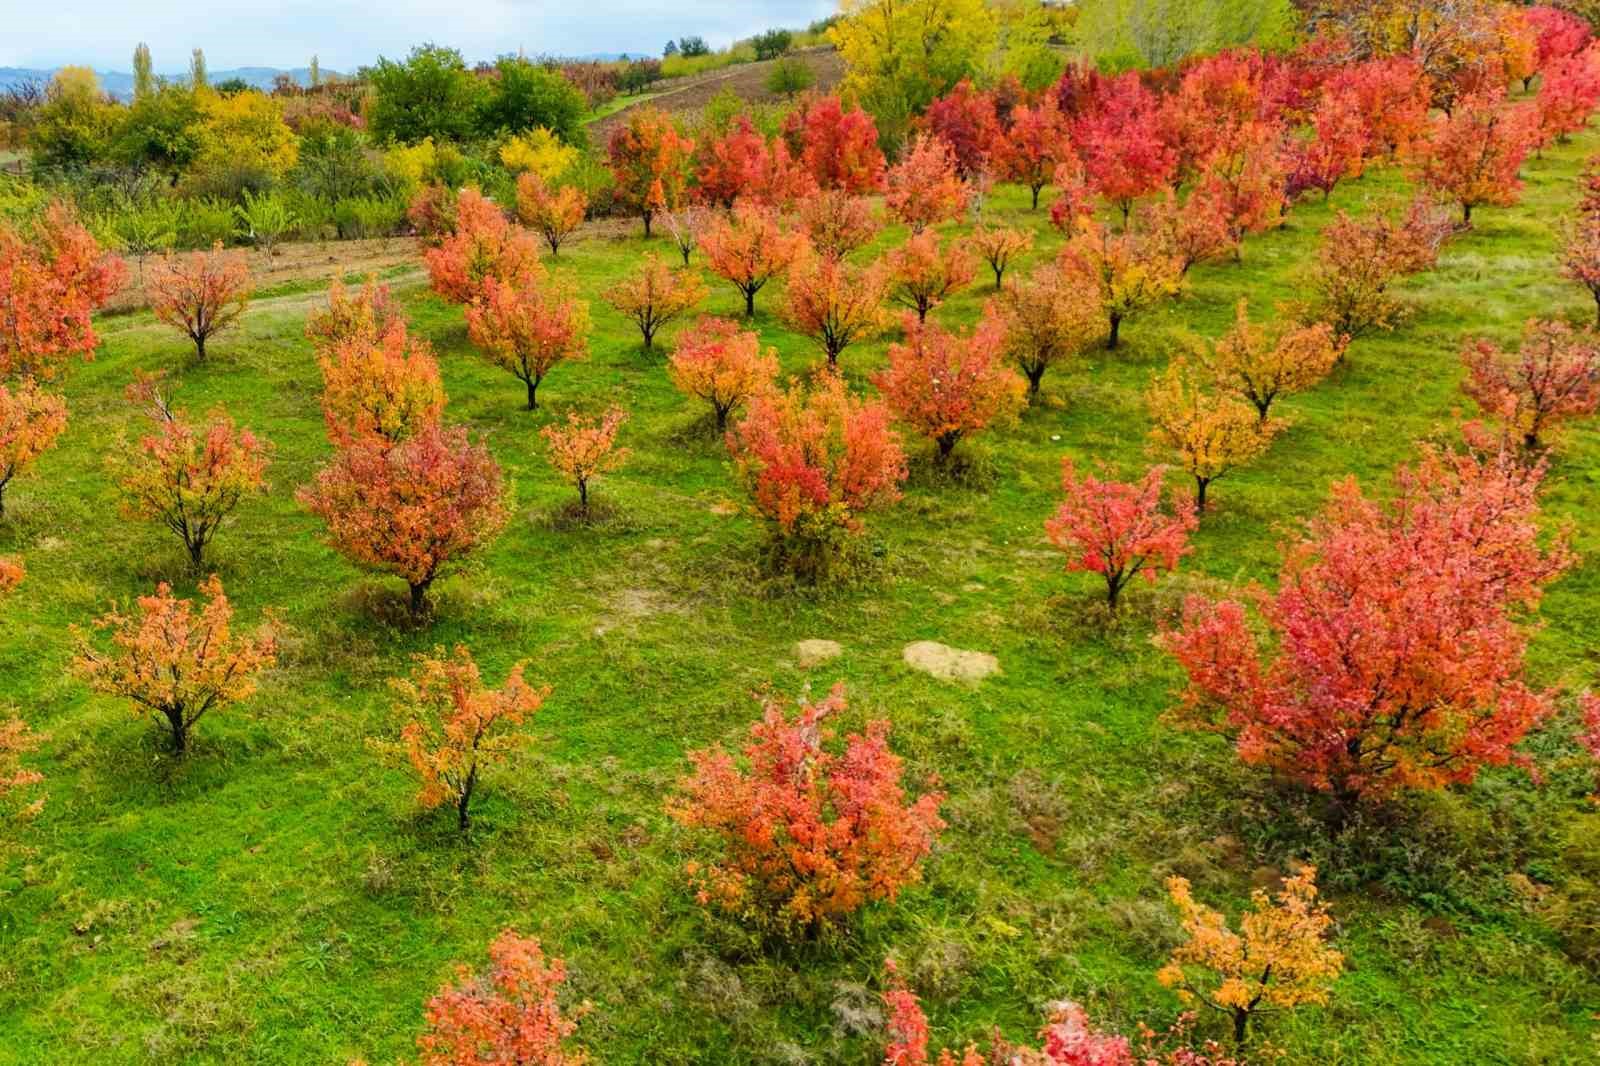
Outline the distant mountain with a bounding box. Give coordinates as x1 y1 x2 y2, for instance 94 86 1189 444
0 66 337 100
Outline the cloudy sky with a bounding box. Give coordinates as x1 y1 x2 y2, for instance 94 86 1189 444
2 0 837 72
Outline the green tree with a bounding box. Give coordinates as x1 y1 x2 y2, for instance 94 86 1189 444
366 44 482 145
309 55 321 88
133 43 155 101
190 48 208 89
1073 0 1297 69
476 57 587 145
28 67 119 169
115 83 203 173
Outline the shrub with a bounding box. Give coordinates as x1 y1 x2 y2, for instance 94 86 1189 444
874 312 1026 462
541 407 629 516
1301 196 1454 339
668 683 944 936
418 929 588 1064
795 189 880 260
668 316 779 432
422 187 542 305
969 225 1034 289
767 57 815 98
233 189 295 254
146 244 252 361
1046 461 1196 611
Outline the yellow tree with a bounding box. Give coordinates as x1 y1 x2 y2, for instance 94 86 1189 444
1059 217 1182 350
604 253 709 351
1146 358 1277 511
1195 300 1345 425
1158 866 1344 1044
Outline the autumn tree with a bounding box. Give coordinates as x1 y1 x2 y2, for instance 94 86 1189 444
147 244 251 361
994 96 1069 209
1534 51 1600 146
541 407 629 516
0 202 125 380
1288 88 1369 201
72 575 276 755
1192 122 1291 255
1581 693 1600 799
298 424 508 618
988 262 1104 398
884 230 976 323
1159 868 1343 1044
692 114 816 209
318 319 445 448
113 381 270 569
921 78 1000 178
606 106 691 237
304 276 403 352
661 205 711 266
1136 190 1237 277
796 189 882 259
874 312 1025 461
781 94 887 194
465 274 590 411
1302 197 1455 338
699 202 807 317
969 225 1033 290
1059 218 1183 350
1558 213 1600 325
423 188 543 305
1460 318 1600 448
1146 359 1277 511
377 645 549 831
884 134 969 233
1073 72 1177 225
514 172 588 256
782 253 890 369
1196 300 1345 425
1414 88 1539 224
667 683 944 936
0 379 67 517
418 929 589 1065
603 253 709 350
1046 461 1196 611
726 373 906 579
1158 442 1572 814
668 316 779 431
1332 56 1431 162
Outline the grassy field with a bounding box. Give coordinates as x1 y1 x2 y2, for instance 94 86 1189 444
1 121 1599 1065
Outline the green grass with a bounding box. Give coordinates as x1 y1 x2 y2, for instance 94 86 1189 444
2 123 1600 1066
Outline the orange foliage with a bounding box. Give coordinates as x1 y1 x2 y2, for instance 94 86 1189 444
0 378 67 516
968 225 1034 289
515 172 589 256
795 189 882 260
699 202 807 317
884 134 969 232
667 316 779 432
884 230 976 323
541 406 629 514
1460 317 1600 448
318 318 445 448
465 274 590 410
1058 218 1183 350
423 188 543 304
606 106 692 237
603 252 708 350
1145 359 1278 511
147 244 251 361
0 714 45 820
0 202 124 379
304 276 403 352
1195 299 1345 425
874 312 1025 460
782 252 890 368
419 929 589 1064
988 262 1103 398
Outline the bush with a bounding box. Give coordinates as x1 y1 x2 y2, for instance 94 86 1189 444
752 29 793 61
175 198 240 249
333 195 407 240
766 57 815 98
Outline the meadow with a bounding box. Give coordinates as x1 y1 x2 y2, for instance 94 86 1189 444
1 121 1598 1065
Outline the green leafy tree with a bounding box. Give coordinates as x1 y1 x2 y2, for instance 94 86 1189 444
115 84 203 173
133 43 155 101
190 48 208 90
1073 0 1297 69
476 57 587 144
366 44 483 145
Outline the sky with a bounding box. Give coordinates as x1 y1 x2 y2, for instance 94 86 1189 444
1 0 838 73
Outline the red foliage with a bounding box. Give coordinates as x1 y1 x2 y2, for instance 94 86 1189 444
606 106 692 237
873 312 1025 460
1191 121 1291 252
464 273 589 410
782 252 890 369
1159 442 1573 811
1580 693 1600 798
1045 461 1196 610
1288 85 1369 201
1160 51 1272 179
1329 58 1431 162
884 135 969 233
1135 191 1236 276
418 929 589 1066
0 203 124 379
147 244 251 361
1527 6 1593 76
692 115 815 209
298 424 508 617
1460 318 1600 449
423 188 543 305
995 96 1071 209
782 94 887 194
1560 212 1600 325
698 202 807 317
1072 73 1178 225
1535 48 1600 146
668 683 944 935
796 189 882 260
922 79 1001 179
668 316 779 431
1414 88 1540 224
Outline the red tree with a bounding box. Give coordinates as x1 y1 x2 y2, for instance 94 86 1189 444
699 202 807 317
418 930 589 1066
1535 50 1600 146
783 94 886 194
694 115 769 208
668 316 779 431
606 106 692 237
298 424 509 617
1460 318 1600 448
1288 86 1369 201
1045 461 1196 611
1560 213 1600 325
667 683 944 936
1415 88 1540 224
0 378 66 517
1527 6 1593 84
147 244 251 361
423 189 543 305
995 97 1070 209
0 203 124 380
922 79 1001 179
1192 121 1291 254
874 312 1025 461
1333 58 1431 163
884 134 969 233
1159 442 1573 816
1073 73 1177 225
1135 191 1236 276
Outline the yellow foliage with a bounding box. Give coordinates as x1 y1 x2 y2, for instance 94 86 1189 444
385 138 438 191
1146 356 1278 508
192 89 298 179
499 127 577 183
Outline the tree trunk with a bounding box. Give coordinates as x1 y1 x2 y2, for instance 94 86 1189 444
936 433 959 461
409 578 432 618
642 323 656 350
991 265 1004 289
642 212 653 239
1592 289 1599 330
1232 1008 1249 1045
525 376 539 411
1031 185 1041 210
715 405 729 434
1196 477 1209 511
1107 314 1122 350
194 333 206 362
187 537 205 570
744 289 756 317
1106 578 1122 611
578 479 589 514
1462 202 1473 225
1026 365 1045 397
457 765 477 831
165 707 187 755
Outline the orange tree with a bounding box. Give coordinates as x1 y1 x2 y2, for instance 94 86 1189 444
418 929 589 1064
464 274 590 411
781 253 890 369
1145 359 1277 512
667 316 779 432
606 106 691 238
0 202 124 380
699 202 807 317
147 244 251 362
0 378 67 518
873 312 1025 462
603 252 708 351
1195 299 1345 425
541 407 630 516
317 318 445 448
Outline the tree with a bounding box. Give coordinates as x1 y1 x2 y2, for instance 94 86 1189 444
988 263 1104 398
884 230 976 323
782 95 887 194
1528 6 1593 82
994 96 1069 209
699 202 807 317
0 380 66 518
542 407 629 516
1073 72 1177 225
874 312 1025 461
72 576 276 756
727 373 906 579
661 206 711 266
367 44 482 144
1196 300 1345 425
767 56 816 98
423 188 543 305
0 203 125 380
754 28 795 60
298 424 509 618
318 319 445 448
667 683 944 936
1560 213 1600 326
884 134 969 232
188 48 207 89
1192 121 1291 255
378 645 549 831
418 929 588 1065
114 381 270 569
515 173 588 256
1046 461 1196 611
1059 218 1183 350
1288 87 1369 201
1535 50 1600 147
1331 57 1431 162
1301 197 1455 338
305 276 403 353
668 316 780 432
465 274 590 411
147 244 252 362
603 253 708 350
1158 441 1572 813
796 189 882 260
922 79 1000 178
132 43 155 101
1159 868 1343 1045
1581 693 1600 800
1145 359 1277 511
969 225 1033 290
1415 88 1539 224
782 254 890 369
1135 190 1236 277
1460 318 1600 448
692 115 816 209
477 57 587 144
606 106 691 237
